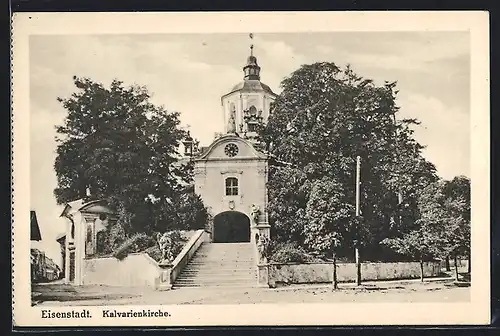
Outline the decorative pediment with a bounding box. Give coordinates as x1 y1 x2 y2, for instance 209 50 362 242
60 199 115 219
79 200 114 215
195 134 267 161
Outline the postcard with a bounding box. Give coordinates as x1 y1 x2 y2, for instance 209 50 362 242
11 11 490 327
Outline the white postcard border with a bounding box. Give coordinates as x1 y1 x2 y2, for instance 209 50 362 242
12 11 491 327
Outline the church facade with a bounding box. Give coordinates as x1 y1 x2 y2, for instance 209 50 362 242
193 49 277 245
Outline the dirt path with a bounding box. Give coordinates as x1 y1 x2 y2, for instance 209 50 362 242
33 280 470 306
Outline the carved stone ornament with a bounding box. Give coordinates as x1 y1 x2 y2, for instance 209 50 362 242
250 204 261 223
220 170 243 175
229 200 235 210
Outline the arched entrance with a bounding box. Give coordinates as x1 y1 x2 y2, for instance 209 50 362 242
213 211 251 243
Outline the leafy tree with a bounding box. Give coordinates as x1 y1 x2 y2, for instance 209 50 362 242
173 187 212 231
267 165 311 245
261 62 437 259
443 176 471 262
416 176 471 280
54 76 209 235
303 177 357 257
383 176 471 281
382 228 435 282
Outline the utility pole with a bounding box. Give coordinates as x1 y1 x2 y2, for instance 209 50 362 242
391 112 403 224
355 155 362 286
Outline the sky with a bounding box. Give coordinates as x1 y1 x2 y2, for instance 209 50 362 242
29 32 470 265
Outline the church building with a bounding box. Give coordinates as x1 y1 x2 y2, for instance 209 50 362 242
191 45 277 245
56 42 278 287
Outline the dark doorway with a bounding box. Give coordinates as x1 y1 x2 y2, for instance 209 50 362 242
69 251 75 282
213 211 251 243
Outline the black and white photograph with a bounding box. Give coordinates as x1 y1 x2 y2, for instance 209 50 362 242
12 12 490 326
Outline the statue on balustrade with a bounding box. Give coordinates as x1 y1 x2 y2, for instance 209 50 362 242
250 204 261 223
257 234 270 264
157 232 174 264
227 109 236 133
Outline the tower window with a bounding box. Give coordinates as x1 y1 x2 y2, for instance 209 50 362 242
247 123 257 132
225 177 239 196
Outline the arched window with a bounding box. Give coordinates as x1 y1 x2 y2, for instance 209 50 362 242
248 105 257 116
225 177 239 196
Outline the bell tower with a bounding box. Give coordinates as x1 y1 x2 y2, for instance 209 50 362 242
220 34 277 141
243 44 261 80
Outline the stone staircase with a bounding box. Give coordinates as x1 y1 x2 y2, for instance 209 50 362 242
174 242 257 288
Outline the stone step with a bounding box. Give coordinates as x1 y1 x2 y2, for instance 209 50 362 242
200 246 254 249
189 259 255 265
190 258 255 261
186 262 255 266
189 262 255 265
194 253 255 257
177 270 257 279
183 265 257 272
176 277 257 283
192 255 255 258
177 269 257 277
182 269 256 274
177 277 256 282
201 243 254 248
195 251 255 254
180 268 256 274
174 283 258 288
175 279 257 286
181 269 256 274
173 242 258 288
198 247 255 252
198 245 254 248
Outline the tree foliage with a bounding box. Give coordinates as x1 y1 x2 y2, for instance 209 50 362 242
261 62 438 259
54 76 209 235
304 177 354 257
382 176 471 265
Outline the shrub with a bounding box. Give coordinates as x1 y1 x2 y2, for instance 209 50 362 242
269 241 316 264
110 229 191 262
145 245 163 263
112 233 150 260
128 234 156 253
156 230 190 263
98 221 127 256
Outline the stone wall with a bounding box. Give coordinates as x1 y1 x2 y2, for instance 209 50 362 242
83 253 162 288
169 230 208 284
268 261 442 285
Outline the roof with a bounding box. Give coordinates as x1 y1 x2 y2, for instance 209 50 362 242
30 211 42 241
224 80 277 97
60 199 114 218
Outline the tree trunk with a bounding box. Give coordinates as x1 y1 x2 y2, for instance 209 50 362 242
445 256 450 271
420 259 424 282
355 247 361 286
454 255 460 282
467 251 471 274
332 256 338 289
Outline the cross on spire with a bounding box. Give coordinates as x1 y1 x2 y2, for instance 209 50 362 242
243 33 261 80
249 33 254 56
